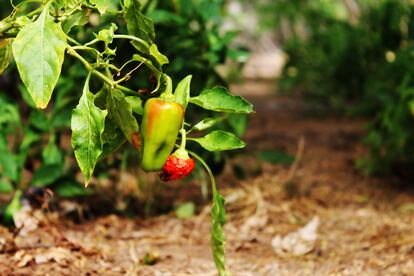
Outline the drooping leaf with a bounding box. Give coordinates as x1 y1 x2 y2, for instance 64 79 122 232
107 88 139 142
124 0 155 46
149 43 169 66
190 87 253 114
211 191 227 276
174 75 192 109
12 7 67 109
0 39 11 74
190 130 245 151
71 76 107 185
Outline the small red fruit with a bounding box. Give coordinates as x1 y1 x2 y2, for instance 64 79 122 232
159 149 195 181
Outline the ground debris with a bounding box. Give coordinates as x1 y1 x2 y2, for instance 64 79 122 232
271 216 319 256
1 95 414 275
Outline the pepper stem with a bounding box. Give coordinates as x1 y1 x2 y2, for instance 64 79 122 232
160 74 174 101
173 128 189 159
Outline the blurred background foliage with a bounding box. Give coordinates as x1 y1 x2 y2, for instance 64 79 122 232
251 0 414 176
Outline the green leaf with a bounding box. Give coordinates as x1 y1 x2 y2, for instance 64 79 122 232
190 117 223 132
29 110 49 131
125 96 143 115
257 150 294 165
100 116 127 159
0 179 14 193
124 0 155 44
227 114 247 137
71 76 107 185
0 100 20 125
62 9 88 33
149 44 169 66
107 88 139 142
55 181 94 197
211 191 227 276
0 152 18 181
190 87 253 114
148 10 186 25
4 190 22 225
51 105 73 128
20 129 40 151
42 140 63 165
90 0 118 15
190 130 246 151
409 100 414 117
19 84 36 108
96 23 118 44
0 39 11 74
31 164 64 187
174 75 192 109
175 202 195 219
12 7 67 109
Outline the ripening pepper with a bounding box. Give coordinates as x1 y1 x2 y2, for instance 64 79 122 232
140 98 184 172
159 148 195 181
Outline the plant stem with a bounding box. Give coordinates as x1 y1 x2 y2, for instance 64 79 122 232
188 150 217 194
67 47 137 95
113 34 150 50
179 128 187 149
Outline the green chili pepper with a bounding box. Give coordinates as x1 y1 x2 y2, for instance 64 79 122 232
140 96 184 172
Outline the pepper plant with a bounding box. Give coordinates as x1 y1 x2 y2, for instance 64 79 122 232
0 0 253 275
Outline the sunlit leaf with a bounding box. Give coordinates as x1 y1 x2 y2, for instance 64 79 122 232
190 87 253 114
190 130 245 151
12 7 67 109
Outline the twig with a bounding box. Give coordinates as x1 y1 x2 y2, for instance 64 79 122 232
285 136 305 184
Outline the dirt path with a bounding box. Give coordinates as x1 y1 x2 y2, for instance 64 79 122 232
1 89 414 275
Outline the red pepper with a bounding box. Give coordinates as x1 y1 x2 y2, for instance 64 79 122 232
159 148 195 181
